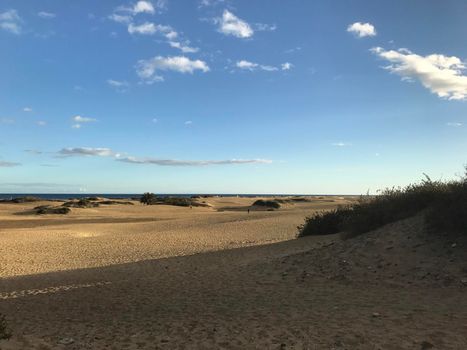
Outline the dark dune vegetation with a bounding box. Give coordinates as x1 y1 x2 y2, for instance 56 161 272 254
298 169 467 238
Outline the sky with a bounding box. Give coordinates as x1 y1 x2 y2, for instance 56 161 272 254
1 0 467 194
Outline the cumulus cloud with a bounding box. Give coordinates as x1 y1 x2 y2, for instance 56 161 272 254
58 147 118 157
347 22 376 38
281 62 293 70
38 11 56 19
371 47 467 100
0 9 22 34
236 60 292 72
136 55 209 83
132 1 155 14
117 156 272 166
216 10 253 38
0 161 21 167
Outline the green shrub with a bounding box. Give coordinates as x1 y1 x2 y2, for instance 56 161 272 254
297 207 352 237
298 169 467 237
140 192 156 205
253 199 281 209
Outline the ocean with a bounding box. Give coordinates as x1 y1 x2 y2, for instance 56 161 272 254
0 193 304 200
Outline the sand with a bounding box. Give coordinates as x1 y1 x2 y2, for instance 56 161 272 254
0 197 466 349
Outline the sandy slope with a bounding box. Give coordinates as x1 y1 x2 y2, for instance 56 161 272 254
0 198 466 349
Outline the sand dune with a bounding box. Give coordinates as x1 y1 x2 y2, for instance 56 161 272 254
1 197 465 349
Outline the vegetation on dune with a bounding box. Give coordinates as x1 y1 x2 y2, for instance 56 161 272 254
34 205 71 215
62 199 99 208
0 314 11 341
298 168 467 238
140 192 156 205
253 199 281 209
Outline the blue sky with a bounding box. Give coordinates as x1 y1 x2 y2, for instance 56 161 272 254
1 0 467 194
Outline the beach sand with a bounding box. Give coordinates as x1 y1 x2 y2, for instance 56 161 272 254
0 197 466 349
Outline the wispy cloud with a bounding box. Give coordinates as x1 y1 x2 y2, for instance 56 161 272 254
108 13 132 24
1 118 15 124
107 79 130 92
184 120 193 125
36 120 47 126
23 107 33 112
0 9 22 35
71 115 97 129
332 142 352 147
38 11 56 19
447 122 462 127
128 22 158 35
136 55 209 83
56 146 271 167
236 60 293 72
0 161 21 167
168 40 199 53
58 147 118 157
371 47 467 100
254 23 276 32
216 10 253 38
347 22 376 38
118 156 272 166
199 0 226 7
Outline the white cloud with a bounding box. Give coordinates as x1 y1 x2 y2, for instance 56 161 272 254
447 122 462 127
332 142 352 147
72 115 97 123
36 121 47 126
0 161 20 167
0 10 22 35
118 156 272 166
199 0 225 7
236 60 292 72
136 55 209 83
108 13 132 24
38 11 56 19
184 120 193 125
371 47 467 100
0 118 15 124
236 60 258 70
128 22 157 35
169 41 199 53
254 23 276 32
133 1 155 14
58 147 118 157
107 79 129 87
216 10 253 38
71 115 97 129
57 146 271 167
107 79 130 92
347 22 376 38
23 107 33 112
281 62 293 70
